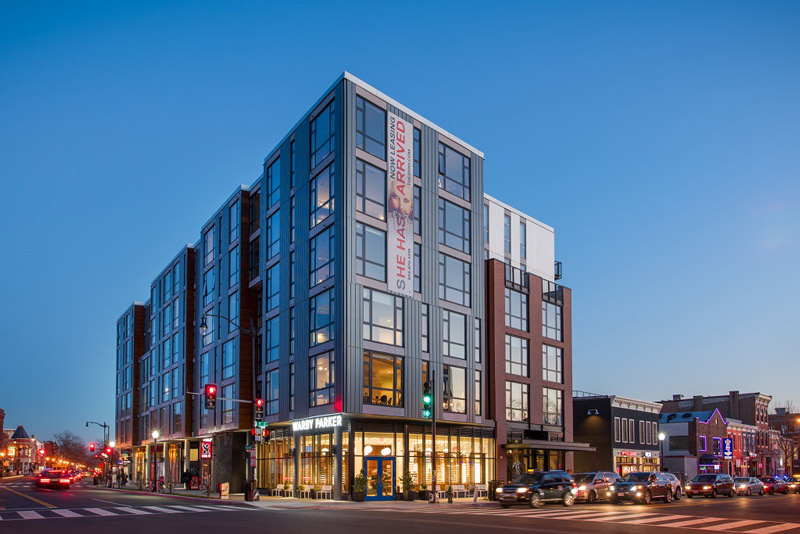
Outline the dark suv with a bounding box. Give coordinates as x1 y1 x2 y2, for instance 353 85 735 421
497 471 578 508
611 472 673 504
685 473 735 498
573 471 622 503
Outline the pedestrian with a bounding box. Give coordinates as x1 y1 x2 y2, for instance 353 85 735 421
122 472 128 487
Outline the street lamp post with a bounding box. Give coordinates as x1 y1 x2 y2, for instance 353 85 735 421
151 430 160 493
86 420 109 482
658 432 666 473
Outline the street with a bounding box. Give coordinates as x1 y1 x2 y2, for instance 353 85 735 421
2 476 800 534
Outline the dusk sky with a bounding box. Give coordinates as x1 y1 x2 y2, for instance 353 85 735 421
1 1 798 443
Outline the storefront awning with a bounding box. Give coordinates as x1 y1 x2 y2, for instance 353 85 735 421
504 440 596 452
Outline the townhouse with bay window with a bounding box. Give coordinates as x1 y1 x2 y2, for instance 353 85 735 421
115 72 580 499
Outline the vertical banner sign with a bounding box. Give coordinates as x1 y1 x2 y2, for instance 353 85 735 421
723 438 733 460
387 112 414 296
200 441 212 459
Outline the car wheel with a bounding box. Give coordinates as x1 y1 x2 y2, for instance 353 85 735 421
587 490 597 504
674 488 681 501
563 491 575 507
665 490 672 503
770 489 774 495
641 491 651 505
711 489 717 499
746 488 752 496
687 494 693 499
500 503 511 509
611 497 621 505
728 488 734 497
759 488 764 496
530 493 543 508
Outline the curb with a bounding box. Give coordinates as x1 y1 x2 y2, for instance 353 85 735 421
85 486 250 506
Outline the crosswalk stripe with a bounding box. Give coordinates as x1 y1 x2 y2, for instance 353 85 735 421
617 514 692 524
51 509 83 518
745 524 800 534
700 519 765 531
667 518 724 528
115 507 152 515
583 512 641 521
168 505 213 512
142 506 181 514
84 508 118 516
196 505 246 511
18 511 44 520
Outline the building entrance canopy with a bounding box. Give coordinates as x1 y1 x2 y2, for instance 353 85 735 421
504 440 595 453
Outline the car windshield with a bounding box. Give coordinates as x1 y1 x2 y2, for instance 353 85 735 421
574 473 596 484
623 473 650 482
758 478 772 483
734 478 748 483
44 471 65 477
512 473 543 485
693 475 716 482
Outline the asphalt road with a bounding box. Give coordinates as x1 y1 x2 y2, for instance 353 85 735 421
2 475 799 534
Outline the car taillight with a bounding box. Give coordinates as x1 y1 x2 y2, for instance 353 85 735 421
41 478 50 483
59 478 70 483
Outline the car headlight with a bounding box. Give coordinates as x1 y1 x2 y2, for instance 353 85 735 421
496 487 503 494
703 486 711 490
634 485 642 490
685 485 691 490
516 487 529 493
739 484 747 489
578 485 586 491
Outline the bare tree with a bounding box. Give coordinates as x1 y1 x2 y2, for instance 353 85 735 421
53 430 90 465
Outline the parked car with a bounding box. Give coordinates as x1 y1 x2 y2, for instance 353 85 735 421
733 477 765 496
497 470 578 508
759 476 788 495
573 471 621 503
611 472 673 504
786 476 800 494
662 472 683 500
685 473 735 498
36 470 71 489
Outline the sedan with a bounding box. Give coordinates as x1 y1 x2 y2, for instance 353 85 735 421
611 472 673 505
37 471 71 489
733 477 765 496
760 477 788 495
685 473 735 498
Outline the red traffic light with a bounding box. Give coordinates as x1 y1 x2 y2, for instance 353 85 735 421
255 398 264 407
105 447 112 455
89 443 96 452
205 384 217 395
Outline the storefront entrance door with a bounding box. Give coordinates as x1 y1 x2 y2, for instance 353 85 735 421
365 457 394 501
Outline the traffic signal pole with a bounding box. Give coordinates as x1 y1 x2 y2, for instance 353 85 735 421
431 370 437 504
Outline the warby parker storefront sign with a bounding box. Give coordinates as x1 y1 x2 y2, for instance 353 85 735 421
387 112 414 297
292 414 343 433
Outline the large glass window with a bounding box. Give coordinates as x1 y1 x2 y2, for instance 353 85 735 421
438 253 471 307
310 226 334 287
438 143 470 201
356 96 386 159
265 369 279 415
266 263 280 311
474 318 481 363
310 289 334 346
413 127 421 177
413 185 421 235
356 223 386 281
413 242 421 293
202 313 214 347
504 214 511 254
203 267 215 307
222 339 236 379
309 351 334 406
265 315 280 363
229 245 240 287
266 211 280 259
267 158 281 208
310 164 334 227
474 371 481 416
290 139 297 190
483 203 489 244
505 334 528 376
442 309 466 359
204 227 215 266
543 345 563 383
230 200 240 243
542 302 563 341
443 365 466 413
356 159 386 220
520 221 527 260
505 288 528 331
363 351 402 407
421 304 429 353
506 381 529 422
222 384 234 424
438 198 471 254
228 291 239 333
543 388 563 425
310 100 335 168
362 288 403 346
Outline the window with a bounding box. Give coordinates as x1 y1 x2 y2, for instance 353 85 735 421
614 417 621 442
410 242 421 294
363 351 402 407
543 388 563 425
506 381 528 421
356 96 385 159
164 271 172 301
172 332 180 362
713 437 721 455
669 435 689 451
438 198 471 253
172 402 182 432
310 289 334 346
438 143 470 201
355 223 386 281
290 139 297 190
289 306 295 355
172 263 180 294
289 250 295 299
362 288 404 346
640 421 646 445
413 185 421 235
230 200 240 243
222 384 234 424
265 316 279 363
310 100 335 168
265 369 279 415
202 313 214 347
421 304 429 353
443 365 466 413
163 304 171 336
474 318 481 363
542 302 562 341
505 288 528 331
310 226 334 286
222 339 236 379
310 164 334 227
519 221 527 260
622 418 628 442
228 291 239 333
505 335 528 376
355 159 386 220
309 351 334 406
289 362 295 412
266 263 280 311
290 195 296 243
629 419 635 444
266 211 280 259
442 309 466 359
503 214 511 254
267 158 280 208
483 203 489 244
438 253 471 307
162 372 170 402
413 127 421 177
542 345 562 383
474 371 481 416
229 245 240 287
203 268 215 307
204 227 215 266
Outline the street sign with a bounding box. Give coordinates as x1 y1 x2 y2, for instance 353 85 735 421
255 421 269 428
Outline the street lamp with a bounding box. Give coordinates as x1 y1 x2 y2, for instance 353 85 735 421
659 432 666 472
151 430 160 493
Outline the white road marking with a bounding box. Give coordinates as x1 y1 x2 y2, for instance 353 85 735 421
115 507 152 515
618 514 692 524
701 520 768 531
18 511 44 519
167 505 213 512
142 506 182 513
52 509 83 518
667 518 725 528
84 507 118 516
746 524 800 534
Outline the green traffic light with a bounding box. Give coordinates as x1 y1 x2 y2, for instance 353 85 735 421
423 394 431 404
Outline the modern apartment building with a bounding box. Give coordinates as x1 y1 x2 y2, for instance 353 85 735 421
115 72 575 500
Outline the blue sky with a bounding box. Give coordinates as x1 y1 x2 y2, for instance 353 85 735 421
1 1 798 442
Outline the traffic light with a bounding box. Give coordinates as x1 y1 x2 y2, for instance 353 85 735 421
39 449 45 457
254 398 264 421
89 443 96 452
422 381 432 419
204 383 217 410
105 447 112 455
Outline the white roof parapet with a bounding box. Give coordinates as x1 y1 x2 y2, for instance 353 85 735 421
484 193 554 233
610 395 663 414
